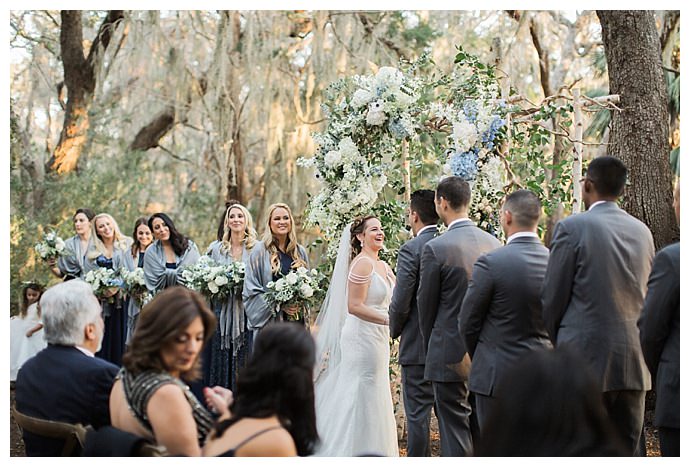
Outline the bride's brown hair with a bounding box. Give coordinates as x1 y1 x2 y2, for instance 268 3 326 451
349 215 377 260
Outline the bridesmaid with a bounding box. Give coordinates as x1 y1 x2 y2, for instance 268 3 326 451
125 217 153 344
49 208 95 280
143 212 200 293
243 203 310 333
84 213 133 366
202 203 257 391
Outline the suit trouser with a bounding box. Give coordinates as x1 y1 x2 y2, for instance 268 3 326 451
472 392 497 442
602 390 645 456
658 427 680 456
401 365 435 456
432 380 473 456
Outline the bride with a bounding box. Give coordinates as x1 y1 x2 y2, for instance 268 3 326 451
312 216 399 456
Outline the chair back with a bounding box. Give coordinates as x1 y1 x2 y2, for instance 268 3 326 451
12 405 91 456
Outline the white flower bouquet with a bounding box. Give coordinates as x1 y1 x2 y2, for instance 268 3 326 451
34 231 66 261
265 267 324 321
84 267 123 302
120 267 149 307
180 256 243 300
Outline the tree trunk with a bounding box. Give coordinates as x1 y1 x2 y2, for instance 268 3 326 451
226 11 245 204
597 10 678 249
47 10 124 173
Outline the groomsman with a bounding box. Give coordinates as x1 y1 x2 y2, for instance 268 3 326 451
638 180 680 457
459 189 552 436
541 156 654 456
389 189 439 457
417 176 500 456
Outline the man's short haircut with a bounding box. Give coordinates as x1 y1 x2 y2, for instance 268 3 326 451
586 156 628 198
503 189 542 228
41 280 102 346
410 189 439 225
435 176 471 210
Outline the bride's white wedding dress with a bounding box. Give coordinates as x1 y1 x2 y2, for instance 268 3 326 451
313 253 399 457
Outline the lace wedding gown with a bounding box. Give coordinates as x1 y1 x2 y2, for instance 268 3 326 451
314 266 399 457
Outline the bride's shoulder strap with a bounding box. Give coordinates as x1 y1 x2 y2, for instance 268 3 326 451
348 256 374 284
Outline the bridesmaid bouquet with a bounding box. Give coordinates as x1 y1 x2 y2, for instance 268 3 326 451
120 267 149 307
180 256 240 300
84 267 124 303
265 267 324 321
34 231 66 260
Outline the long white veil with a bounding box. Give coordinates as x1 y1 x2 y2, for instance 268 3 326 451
313 223 352 383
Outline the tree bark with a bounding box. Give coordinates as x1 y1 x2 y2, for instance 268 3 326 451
47 10 124 173
597 10 679 248
129 107 176 151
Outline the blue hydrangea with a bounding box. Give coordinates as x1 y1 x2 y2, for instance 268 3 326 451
388 118 409 139
463 100 479 123
481 116 506 150
450 151 478 181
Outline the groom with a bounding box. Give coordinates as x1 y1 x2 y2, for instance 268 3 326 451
417 176 500 456
388 189 438 456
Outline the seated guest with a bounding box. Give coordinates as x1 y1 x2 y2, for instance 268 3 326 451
15 280 119 456
475 346 628 456
203 322 318 457
109 286 231 456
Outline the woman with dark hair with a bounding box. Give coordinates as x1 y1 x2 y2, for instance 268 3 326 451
84 213 134 366
125 217 153 344
49 207 95 280
143 212 200 293
130 217 153 267
312 216 398 456
243 203 310 332
202 203 258 391
202 322 318 457
109 287 232 456
10 282 46 381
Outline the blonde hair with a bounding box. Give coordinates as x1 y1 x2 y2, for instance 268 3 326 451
261 203 307 274
221 203 257 254
88 213 132 259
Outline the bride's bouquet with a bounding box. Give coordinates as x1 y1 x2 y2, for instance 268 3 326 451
180 256 244 300
265 267 324 321
34 231 66 261
84 267 124 303
119 267 151 307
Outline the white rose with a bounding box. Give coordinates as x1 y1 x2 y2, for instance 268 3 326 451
214 275 229 286
55 238 65 252
275 280 285 291
300 284 314 298
297 267 308 275
207 281 219 294
366 109 386 126
351 89 374 108
324 150 341 168
286 272 298 285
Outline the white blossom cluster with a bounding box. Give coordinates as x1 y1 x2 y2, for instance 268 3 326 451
34 231 66 260
119 267 149 306
265 267 323 320
84 267 123 297
180 256 243 299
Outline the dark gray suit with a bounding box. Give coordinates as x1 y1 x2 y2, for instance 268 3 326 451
389 225 437 456
459 235 553 433
417 219 500 456
541 201 654 455
638 242 679 456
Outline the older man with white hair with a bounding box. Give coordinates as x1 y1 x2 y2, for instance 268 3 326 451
15 279 119 456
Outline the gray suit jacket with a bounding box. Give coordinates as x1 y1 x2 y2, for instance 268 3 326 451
389 226 438 365
459 236 553 396
638 242 679 429
418 220 501 382
541 201 654 392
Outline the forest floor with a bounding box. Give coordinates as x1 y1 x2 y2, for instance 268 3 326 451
10 386 659 457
